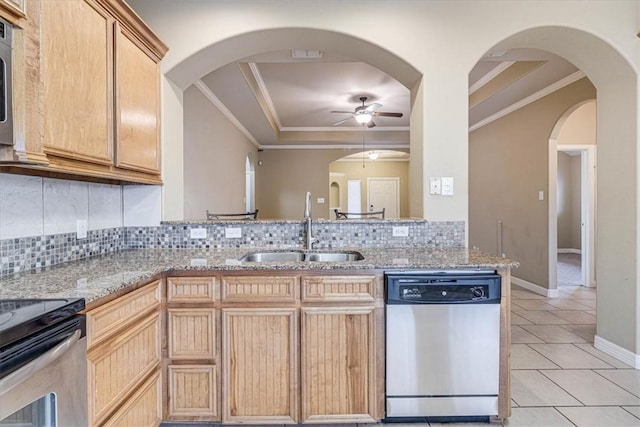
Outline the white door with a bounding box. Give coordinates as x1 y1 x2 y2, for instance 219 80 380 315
347 180 362 218
367 177 399 219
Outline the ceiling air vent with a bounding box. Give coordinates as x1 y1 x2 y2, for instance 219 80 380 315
291 49 323 59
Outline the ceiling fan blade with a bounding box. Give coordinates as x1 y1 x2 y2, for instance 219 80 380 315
373 112 403 118
330 110 355 114
364 103 383 112
332 117 353 126
367 120 376 128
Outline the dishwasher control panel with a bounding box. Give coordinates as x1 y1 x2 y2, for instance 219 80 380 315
385 272 501 304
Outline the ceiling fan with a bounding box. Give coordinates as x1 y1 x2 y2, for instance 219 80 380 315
331 96 403 128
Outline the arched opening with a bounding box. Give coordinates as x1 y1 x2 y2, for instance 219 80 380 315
469 26 638 365
329 181 341 211
550 100 597 293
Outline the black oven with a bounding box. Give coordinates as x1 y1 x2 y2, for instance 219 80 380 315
0 16 12 146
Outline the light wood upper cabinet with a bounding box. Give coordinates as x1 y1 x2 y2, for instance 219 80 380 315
42 0 113 166
115 22 161 174
1 0 167 184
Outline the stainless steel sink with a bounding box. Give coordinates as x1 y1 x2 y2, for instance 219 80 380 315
240 251 305 262
239 250 364 262
305 251 364 262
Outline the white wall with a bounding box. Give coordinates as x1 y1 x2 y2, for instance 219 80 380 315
0 173 161 239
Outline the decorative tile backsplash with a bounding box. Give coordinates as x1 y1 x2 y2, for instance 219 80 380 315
1 219 465 277
1 228 124 276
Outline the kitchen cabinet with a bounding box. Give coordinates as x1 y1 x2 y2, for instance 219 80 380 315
0 0 167 184
220 274 299 423
300 276 380 423
41 0 113 167
0 0 25 25
219 273 383 424
165 277 219 420
85 279 162 427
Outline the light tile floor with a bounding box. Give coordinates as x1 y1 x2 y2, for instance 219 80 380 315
162 285 639 427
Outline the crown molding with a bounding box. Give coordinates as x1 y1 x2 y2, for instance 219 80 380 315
280 126 409 132
469 71 586 132
259 144 410 150
248 62 283 129
469 61 515 95
193 80 260 148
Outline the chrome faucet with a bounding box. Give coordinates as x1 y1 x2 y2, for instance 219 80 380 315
304 191 315 250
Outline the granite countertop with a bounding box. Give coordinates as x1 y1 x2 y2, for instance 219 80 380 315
0 247 518 305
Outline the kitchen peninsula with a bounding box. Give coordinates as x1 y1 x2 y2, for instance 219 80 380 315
0 218 517 425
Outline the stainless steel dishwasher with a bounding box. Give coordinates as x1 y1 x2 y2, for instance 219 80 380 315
385 270 501 423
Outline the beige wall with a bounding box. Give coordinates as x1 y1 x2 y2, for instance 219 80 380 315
256 149 352 220
557 101 597 145
183 85 259 220
557 153 582 250
329 159 410 218
469 78 596 288
129 0 640 359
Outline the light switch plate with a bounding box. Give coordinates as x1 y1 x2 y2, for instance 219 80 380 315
190 228 207 239
225 227 242 238
190 258 208 267
392 226 409 237
441 177 454 196
76 220 87 239
317 198 325 204
429 177 441 195
539 191 545 201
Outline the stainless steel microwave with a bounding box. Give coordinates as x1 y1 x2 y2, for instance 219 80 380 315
0 17 12 146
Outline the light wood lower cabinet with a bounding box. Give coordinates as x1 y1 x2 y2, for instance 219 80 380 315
85 280 162 427
300 307 377 423
168 365 217 417
222 308 298 424
165 273 382 424
165 276 220 421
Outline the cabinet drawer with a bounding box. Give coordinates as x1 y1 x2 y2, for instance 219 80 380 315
86 280 161 346
102 371 162 427
168 308 216 360
301 276 376 303
167 277 215 303
168 365 217 418
221 276 297 303
88 311 161 426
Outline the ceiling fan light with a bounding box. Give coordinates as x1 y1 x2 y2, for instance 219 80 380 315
355 113 373 124
368 151 379 160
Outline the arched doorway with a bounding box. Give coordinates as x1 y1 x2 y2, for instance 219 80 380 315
469 27 638 365
549 100 597 291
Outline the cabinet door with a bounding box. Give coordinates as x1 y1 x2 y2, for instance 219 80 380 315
300 307 377 423
115 24 161 174
168 365 217 418
87 311 161 426
221 308 298 424
42 0 113 165
168 308 216 360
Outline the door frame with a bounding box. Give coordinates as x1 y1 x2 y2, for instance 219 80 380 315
549 143 597 289
366 177 400 219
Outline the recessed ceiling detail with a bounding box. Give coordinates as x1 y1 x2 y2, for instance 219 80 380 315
194 47 586 149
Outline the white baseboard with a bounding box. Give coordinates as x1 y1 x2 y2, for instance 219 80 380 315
558 248 582 254
594 335 640 369
511 276 560 298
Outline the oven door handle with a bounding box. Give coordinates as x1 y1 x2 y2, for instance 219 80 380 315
0 329 82 395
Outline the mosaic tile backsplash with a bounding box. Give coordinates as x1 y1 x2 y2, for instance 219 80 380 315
1 220 464 277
